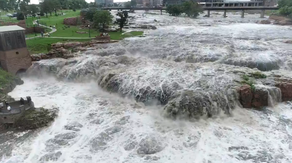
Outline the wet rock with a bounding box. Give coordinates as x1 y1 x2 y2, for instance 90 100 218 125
105 126 122 135
90 132 112 152
64 122 83 131
55 132 78 140
124 141 138 151
276 81 292 101
252 87 269 108
229 146 249 151
144 155 160 161
46 132 77 151
137 135 164 155
13 108 58 130
269 15 292 25
163 90 224 119
39 151 62 162
238 85 252 108
258 20 271 24
115 116 130 125
90 119 104 124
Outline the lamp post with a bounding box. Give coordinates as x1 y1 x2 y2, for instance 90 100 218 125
88 24 91 38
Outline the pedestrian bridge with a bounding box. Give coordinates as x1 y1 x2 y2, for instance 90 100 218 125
103 6 278 18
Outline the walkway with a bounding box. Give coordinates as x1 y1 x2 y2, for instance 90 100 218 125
25 20 57 40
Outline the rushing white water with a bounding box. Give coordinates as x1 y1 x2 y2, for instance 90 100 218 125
2 11 292 163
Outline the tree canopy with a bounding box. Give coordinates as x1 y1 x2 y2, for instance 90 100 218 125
166 1 202 17
93 10 113 31
278 0 292 18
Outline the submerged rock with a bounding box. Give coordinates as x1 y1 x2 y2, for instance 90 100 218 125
163 90 234 119
137 135 164 155
39 151 62 162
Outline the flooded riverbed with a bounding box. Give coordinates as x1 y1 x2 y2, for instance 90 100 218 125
2 11 292 163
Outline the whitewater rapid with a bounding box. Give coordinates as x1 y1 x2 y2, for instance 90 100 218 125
2 11 292 163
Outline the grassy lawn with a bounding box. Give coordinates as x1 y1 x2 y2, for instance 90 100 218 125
26 38 91 54
36 10 144 40
0 68 15 87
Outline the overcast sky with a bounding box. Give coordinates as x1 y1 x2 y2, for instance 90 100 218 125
30 0 127 4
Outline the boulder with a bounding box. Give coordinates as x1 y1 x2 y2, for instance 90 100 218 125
258 20 271 24
276 82 292 101
12 108 58 130
63 17 80 26
63 42 82 49
238 85 252 108
252 87 269 108
137 135 164 155
269 15 292 25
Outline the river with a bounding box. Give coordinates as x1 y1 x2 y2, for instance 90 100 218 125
2 11 292 163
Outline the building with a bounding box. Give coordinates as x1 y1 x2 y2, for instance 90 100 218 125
96 0 106 6
0 25 32 74
95 0 113 6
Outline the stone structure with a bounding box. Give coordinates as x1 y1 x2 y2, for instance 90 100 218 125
0 25 32 74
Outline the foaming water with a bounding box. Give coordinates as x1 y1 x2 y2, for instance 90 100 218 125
2 77 292 163
1 11 292 162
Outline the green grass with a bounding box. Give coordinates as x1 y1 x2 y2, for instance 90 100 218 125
241 75 256 91
26 38 91 54
0 68 15 86
36 10 144 40
249 72 267 79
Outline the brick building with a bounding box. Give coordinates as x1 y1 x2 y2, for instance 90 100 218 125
0 25 32 74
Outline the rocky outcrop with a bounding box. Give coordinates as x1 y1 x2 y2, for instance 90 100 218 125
238 85 252 108
258 20 271 24
12 108 58 130
0 75 23 102
63 17 80 26
31 40 119 61
269 15 292 25
275 79 292 101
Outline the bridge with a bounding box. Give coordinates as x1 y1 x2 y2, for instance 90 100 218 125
102 6 278 18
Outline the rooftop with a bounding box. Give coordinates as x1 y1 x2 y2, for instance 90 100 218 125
0 25 25 33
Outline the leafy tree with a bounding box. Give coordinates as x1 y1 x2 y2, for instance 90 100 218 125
166 5 182 16
16 12 24 20
117 11 128 32
279 6 292 17
19 1 28 18
85 8 99 21
182 1 202 18
28 4 39 16
93 10 113 32
41 0 54 16
278 0 292 8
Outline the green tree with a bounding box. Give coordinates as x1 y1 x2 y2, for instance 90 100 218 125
93 10 113 32
19 1 28 18
166 5 182 16
278 0 292 8
279 6 292 17
182 1 202 18
117 11 128 32
84 8 98 21
41 0 54 16
28 4 39 16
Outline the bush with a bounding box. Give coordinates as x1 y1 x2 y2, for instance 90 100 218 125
166 1 202 18
279 6 292 17
278 0 292 8
166 5 183 16
17 12 25 20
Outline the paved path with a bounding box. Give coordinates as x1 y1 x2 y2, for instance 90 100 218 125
26 20 57 40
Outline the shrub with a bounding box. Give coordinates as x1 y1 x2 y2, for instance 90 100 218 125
166 5 183 16
279 6 292 17
17 12 25 20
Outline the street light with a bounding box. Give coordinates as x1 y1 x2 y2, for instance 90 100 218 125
88 24 91 38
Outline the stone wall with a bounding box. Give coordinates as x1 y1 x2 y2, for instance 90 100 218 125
1 48 32 74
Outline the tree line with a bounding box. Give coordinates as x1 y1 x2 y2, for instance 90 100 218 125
0 0 88 19
278 0 292 18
